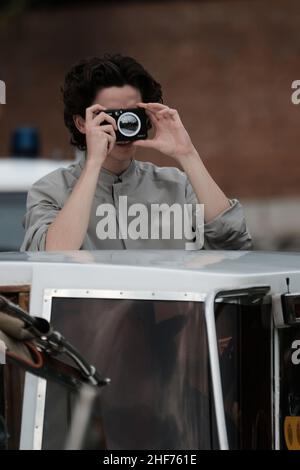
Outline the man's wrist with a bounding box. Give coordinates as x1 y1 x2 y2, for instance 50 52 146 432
85 156 103 173
177 147 201 169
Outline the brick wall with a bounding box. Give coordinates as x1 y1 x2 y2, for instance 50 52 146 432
1 0 300 198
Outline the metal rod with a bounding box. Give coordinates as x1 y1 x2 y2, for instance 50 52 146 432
205 290 229 450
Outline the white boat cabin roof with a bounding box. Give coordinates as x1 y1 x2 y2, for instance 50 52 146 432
0 249 299 272
0 250 299 299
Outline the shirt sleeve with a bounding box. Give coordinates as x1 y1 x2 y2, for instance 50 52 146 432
20 176 63 252
185 179 253 250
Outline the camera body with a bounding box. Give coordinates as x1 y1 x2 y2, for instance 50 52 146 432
104 107 148 143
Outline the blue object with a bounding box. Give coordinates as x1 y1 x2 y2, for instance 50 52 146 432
10 127 41 158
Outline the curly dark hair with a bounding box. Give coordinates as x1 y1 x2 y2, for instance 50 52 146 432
62 54 163 151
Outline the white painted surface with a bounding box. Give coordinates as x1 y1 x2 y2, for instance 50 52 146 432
0 250 300 305
0 158 73 191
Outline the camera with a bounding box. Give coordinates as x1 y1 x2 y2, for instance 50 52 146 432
103 107 148 143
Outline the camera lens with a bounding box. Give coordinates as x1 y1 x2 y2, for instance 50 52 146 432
118 112 141 137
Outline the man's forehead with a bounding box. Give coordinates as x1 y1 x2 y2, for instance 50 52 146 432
95 85 141 108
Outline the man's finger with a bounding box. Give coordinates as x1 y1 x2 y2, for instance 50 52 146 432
132 139 157 148
137 102 168 112
105 129 116 147
93 112 117 130
86 104 106 123
158 108 181 123
99 124 116 135
158 108 178 116
146 109 160 124
106 133 116 154
157 109 172 118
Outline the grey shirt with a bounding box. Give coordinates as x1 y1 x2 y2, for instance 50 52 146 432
20 156 252 251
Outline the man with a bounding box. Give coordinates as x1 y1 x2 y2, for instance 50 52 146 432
21 54 252 251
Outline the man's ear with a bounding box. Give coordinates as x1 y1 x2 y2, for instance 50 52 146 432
73 115 86 134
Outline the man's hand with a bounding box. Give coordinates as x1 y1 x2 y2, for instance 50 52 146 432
85 104 117 169
133 102 231 224
46 102 118 251
132 102 196 163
